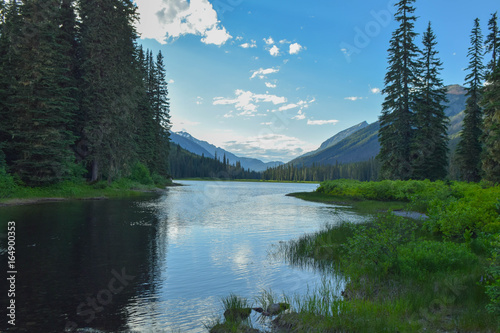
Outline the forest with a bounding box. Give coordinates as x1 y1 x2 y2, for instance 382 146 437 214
0 0 171 187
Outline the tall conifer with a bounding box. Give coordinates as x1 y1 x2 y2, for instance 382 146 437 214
5 0 76 185
412 22 449 181
78 0 141 182
482 13 500 182
378 0 420 180
456 18 485 182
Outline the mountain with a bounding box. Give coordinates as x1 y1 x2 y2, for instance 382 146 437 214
289 122 380 167
170 131 284 172
289 85 467 167
170 132 214 158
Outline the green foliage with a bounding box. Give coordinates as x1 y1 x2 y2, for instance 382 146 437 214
425 185 500 239
0 167 17 198
486 235 500 318
130 162 153 185
263 158 380 182
345 213 417 276
397 241 477 280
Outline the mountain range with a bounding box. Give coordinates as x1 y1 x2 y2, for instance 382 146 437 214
288 84 467 167
171 84 467 171
170 131 284 172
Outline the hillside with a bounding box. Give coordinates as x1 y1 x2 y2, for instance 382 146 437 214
289 85 467 167
170 131 284 172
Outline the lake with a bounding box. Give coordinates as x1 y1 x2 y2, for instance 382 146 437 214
0 181 368 332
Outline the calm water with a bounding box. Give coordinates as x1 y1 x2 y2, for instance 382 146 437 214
0 181 367 332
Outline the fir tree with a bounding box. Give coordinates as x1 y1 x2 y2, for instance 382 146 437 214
378 0 420 180
5 0 77 185
456 18 485 182
485 12 500 74
150 51 171 176
78 0 141 182
481 51 500 182
412 22 449 181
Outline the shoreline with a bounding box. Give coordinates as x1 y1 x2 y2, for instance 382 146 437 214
0 183 184 208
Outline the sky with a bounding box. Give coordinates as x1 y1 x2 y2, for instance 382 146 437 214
135 0 499 163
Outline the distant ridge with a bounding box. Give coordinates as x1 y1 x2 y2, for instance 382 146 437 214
170 131 284 172
288 84 467 167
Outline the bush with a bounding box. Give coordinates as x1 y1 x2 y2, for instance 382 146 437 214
0 168 18 198
425 186 500 239
397 240 477 280
130 162 153 185
344 213 417 276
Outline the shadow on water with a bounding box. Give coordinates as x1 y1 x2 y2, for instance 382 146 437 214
0 195 169 332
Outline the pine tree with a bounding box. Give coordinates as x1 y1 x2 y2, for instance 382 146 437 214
4 0 77 185
482 12 500 183
378 0 420 180
456 18 485 182
135 46 156 169
150 51 171 176
412 22 449 181
78 0 141 182
485 12 500 74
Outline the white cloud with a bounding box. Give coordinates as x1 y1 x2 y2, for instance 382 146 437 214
265 82 277 88
345 96 364 101
135 0 231 45
169 79 175 84
279 39 291 44
213 90 286 116
250 67 279 79
240 40 257 48
264 37 274 45
307 119 339 125
223 134 315 162
196 96 204 105
269 45 280 56
261 122 273 126
289 43 303 55
279 103 299 112
236 36 243 41
371 87 381 94
292 110 306 120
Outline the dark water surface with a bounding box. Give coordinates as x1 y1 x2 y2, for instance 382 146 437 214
0 181 366 332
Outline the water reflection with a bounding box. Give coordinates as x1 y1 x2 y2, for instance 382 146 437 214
0 181 367 332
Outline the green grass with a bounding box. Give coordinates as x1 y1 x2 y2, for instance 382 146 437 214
0 177 172 206
287 191 408 214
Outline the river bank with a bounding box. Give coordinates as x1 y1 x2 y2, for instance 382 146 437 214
0 179 184 207
209 180 500 332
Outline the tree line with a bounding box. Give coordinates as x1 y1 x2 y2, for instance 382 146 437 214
0 0 171 186
378 0 500 183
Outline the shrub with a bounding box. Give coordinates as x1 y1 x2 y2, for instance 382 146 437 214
344 213 417 276
425 186 500 239
130 162 153 185
0 168 17 198
397 240 477 280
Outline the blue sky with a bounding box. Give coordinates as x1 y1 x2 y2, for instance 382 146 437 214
135 0 499 163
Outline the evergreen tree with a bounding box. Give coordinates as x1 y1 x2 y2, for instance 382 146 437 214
412 22 449 181
456 18 485 182
150 51 171 176
378 0 420 180
78 0 141 182
481 52 500 182
485 12 500 74
4 0 77 185
135 46 156 169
